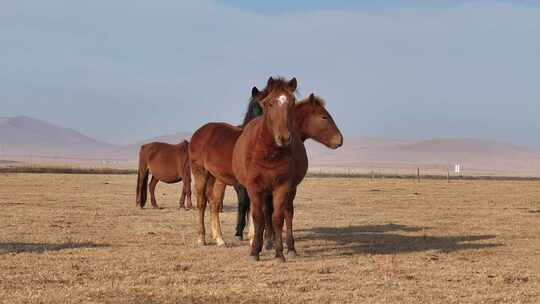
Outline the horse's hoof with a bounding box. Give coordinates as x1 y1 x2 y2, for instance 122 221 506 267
275 256 286 263
264 240 274 250
216 239 226 247
197 239 206 246
235 235 243 241
186 205 193 210
287 250 298 257
248 255 260 263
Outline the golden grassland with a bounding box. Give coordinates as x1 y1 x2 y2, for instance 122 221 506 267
1 173 539 303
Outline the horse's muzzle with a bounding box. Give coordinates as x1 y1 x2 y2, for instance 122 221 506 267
331 135 343 149
275 134 291 147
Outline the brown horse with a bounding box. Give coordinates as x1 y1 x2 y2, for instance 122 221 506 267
232 76 313 262
136 141 192 209
244 92 343 246
189 82 342 248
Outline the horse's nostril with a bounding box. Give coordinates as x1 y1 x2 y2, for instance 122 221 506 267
275 134 291 147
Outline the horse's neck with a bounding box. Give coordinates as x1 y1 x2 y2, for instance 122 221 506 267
294 105 309 142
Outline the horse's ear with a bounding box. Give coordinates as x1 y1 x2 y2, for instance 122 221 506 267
251 86 260 98
267 77 275 88
309 93 315 102
288 77 297 91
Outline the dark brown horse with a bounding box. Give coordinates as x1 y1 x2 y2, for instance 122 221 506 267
232 76 309 262
136 141 192 209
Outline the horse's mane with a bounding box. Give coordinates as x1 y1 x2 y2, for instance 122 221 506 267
297 94 325 108
240 97 262 127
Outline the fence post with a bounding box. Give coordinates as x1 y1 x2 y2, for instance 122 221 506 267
417 168 420 183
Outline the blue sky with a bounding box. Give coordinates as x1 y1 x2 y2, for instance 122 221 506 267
1 0 540 146
217 0 535 13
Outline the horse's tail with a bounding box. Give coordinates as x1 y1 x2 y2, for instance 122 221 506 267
136 148 149 208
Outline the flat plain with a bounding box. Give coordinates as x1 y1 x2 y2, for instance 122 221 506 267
1 173 539 303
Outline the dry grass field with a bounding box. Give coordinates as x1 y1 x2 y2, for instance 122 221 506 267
1 173 540 303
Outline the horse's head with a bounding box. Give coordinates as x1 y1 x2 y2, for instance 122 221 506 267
250 86 263 115
258 77 298 147
242 87 263 124
296 94 343 149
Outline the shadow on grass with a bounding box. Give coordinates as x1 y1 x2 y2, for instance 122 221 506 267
296 224 500 256
0 242 109 254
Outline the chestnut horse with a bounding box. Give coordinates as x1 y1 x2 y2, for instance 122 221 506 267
235 93 343 243
188 89 260 246
233 77 317 262
136 141 192 209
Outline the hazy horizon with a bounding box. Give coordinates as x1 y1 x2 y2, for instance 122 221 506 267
2 1 540 146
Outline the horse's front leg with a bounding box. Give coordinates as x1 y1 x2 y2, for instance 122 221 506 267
246 187 265 262
263 194 274 250
272 185 291 263
284 188 297 256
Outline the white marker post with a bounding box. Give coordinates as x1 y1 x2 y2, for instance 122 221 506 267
454 164 462 177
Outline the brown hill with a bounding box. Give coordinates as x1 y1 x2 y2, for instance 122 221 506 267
2 116 540 176
0 116 119 160
306 137 540 176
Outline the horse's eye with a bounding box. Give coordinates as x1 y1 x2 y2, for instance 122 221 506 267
321 116 328 120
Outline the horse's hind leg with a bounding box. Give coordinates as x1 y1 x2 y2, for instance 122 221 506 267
181 168 193 210
184 175 193 210
149 176 159 209
218 193 224 213
209 179 226 246
191 162 209 245
234 186 250 240
178 184 186 210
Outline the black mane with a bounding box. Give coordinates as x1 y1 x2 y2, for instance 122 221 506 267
239 96 263 128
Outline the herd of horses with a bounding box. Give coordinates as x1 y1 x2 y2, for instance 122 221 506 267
135 77 343 262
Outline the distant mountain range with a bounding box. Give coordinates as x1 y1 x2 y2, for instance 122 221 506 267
2 116 540 176
0 116 117 159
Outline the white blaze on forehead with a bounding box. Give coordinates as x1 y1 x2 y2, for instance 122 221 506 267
277 95 288 106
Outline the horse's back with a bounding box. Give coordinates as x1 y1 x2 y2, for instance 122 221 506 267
141 142 187 183
190 122 242 185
